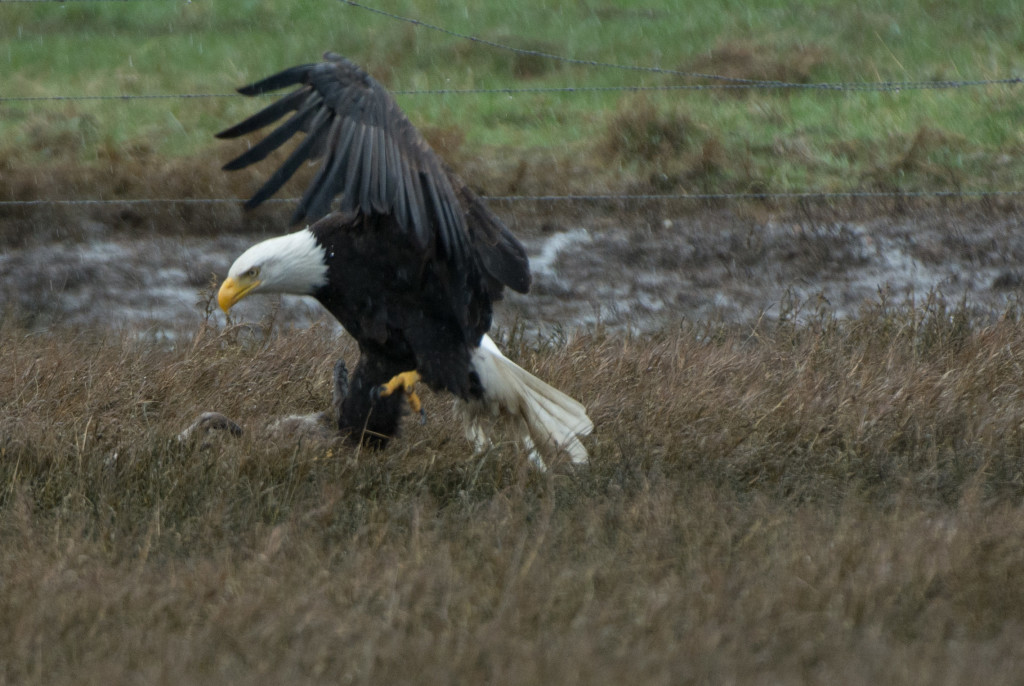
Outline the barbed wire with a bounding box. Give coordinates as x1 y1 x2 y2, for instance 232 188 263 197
3 189 1023 209
0 0 169 3
1 93 238 103
2 0 1021 96
3 72 1022 106
338 0 773 87
336 0 1023 93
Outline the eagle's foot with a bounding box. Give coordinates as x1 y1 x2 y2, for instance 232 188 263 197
374 370 426 423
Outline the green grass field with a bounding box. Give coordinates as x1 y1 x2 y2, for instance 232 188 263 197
6 2 1024 683
4 0 1024 196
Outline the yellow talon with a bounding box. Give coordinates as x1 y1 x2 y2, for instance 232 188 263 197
377 371 425 420
378 370 421 397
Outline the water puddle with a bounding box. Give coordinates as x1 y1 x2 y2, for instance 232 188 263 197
4 214 1023 336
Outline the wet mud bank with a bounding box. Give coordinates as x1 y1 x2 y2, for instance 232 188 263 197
4 207 1024 336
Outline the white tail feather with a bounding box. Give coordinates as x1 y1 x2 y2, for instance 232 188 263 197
459 335 594 469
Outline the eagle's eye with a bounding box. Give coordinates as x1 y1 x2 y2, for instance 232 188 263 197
244 267 260 279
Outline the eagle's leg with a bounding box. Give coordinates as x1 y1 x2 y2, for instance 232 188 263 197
331 359 349 428
340 355 407 448
375 371 426 423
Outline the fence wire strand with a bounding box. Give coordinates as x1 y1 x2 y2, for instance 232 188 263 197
4 190 1024 209
2 0 1021 97
0 0 168 3
336 0 1023 93
2 0 1022 208
3 73 1022 105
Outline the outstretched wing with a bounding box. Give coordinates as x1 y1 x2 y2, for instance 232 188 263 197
217 52 467 259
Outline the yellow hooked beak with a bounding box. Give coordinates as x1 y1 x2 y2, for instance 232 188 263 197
217 274 261 313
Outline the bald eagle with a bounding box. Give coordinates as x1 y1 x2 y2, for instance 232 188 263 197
215 53 592 467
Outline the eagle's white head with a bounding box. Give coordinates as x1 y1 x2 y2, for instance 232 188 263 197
217 228 329 313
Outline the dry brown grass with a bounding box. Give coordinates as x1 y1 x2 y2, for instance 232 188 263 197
600 96 698 162
684 40 832 89
4 301 1024 684
0 144 332 249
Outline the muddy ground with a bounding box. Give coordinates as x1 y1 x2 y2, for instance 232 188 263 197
3 200 1024 337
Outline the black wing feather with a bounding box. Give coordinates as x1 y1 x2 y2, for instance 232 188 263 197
246 123 323 211
221 94 323 171
236 64 316 96
296 116 343 220
368 109 387 213
358 119 376 212
340 122 367 214
385 131 404 221
241 103 330 208
215 88 311 140
403 156 429 251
